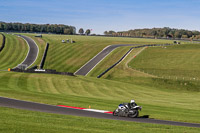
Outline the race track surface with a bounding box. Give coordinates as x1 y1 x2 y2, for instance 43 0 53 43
75 44 138 76
0 97 199 128
15 35 38 68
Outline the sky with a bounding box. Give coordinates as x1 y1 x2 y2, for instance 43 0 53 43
0 0 200 34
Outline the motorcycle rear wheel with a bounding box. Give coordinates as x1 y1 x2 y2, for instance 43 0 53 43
128 110 139 118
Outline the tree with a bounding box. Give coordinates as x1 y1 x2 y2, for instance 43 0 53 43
108 30 116 35
79 28 84 35
64 29 72 34
104 31 108 35
85 29 91 35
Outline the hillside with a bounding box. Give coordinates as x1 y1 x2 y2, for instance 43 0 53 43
0 33 28 70
33 34 173 73
129 44 200 81
0 34 200 132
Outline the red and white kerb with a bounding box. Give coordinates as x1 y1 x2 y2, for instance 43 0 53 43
57 105 113 114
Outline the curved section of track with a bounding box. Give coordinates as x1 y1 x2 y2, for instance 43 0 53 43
75 44 138 76
14 35 39 69
0 97 199 128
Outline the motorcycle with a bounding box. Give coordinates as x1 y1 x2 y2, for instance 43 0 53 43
113 103 142 118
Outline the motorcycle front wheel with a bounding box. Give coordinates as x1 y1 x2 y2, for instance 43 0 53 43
128 110 139 118
113 110 118 116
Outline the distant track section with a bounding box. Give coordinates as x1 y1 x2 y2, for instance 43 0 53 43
75 44 138 76
14 35 39 69
0 97 199 128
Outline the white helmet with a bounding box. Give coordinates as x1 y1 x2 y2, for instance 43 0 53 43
130 99 135 103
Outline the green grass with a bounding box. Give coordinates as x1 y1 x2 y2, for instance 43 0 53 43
129 44 200 80
0 71 200 123
88 46 133 77
24 34 173 73
1 34 200 132
0 107 199 133
0 33 28 70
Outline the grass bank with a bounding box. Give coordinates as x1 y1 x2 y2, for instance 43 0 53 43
129 44 200 80
0 34 28 70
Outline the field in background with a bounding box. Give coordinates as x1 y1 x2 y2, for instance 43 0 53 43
1 107 199 133
129 44 200 81
0 33 28 70
29 34 173 72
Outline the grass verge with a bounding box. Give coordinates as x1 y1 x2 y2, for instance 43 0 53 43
0 71 199 123
0 107 199 133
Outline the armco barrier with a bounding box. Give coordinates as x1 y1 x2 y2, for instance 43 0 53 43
0 33 5 52
11 68 74 77
40 43 49 69
97 43 172 78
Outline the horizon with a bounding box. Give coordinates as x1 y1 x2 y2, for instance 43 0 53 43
0 0 200 34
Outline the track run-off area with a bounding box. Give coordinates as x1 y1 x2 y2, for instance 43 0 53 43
0 97 199 128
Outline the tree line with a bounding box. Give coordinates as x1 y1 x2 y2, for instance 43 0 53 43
104 27 200 39
0 22 76 34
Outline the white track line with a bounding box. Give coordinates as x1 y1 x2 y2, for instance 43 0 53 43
13 35 30 69
27 36 39 68
13 35 39 69
85 47 118 76
74 45 111 75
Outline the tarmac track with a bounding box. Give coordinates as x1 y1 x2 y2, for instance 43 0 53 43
14 35 38 69
75 44 139 76
0 97 199 128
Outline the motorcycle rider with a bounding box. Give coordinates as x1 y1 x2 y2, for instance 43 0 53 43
121 99 137 109
129 99 137 108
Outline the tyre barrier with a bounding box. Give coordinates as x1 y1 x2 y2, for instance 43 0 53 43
0 33 5 52
97 43 172 78
40 43 49 69
11 68 74 76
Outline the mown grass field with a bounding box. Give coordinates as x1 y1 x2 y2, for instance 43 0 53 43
129 44 200 80
0 107 199 133
0 71 200 124
0 33 28 70
24 34 173 72
1 34 200 132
